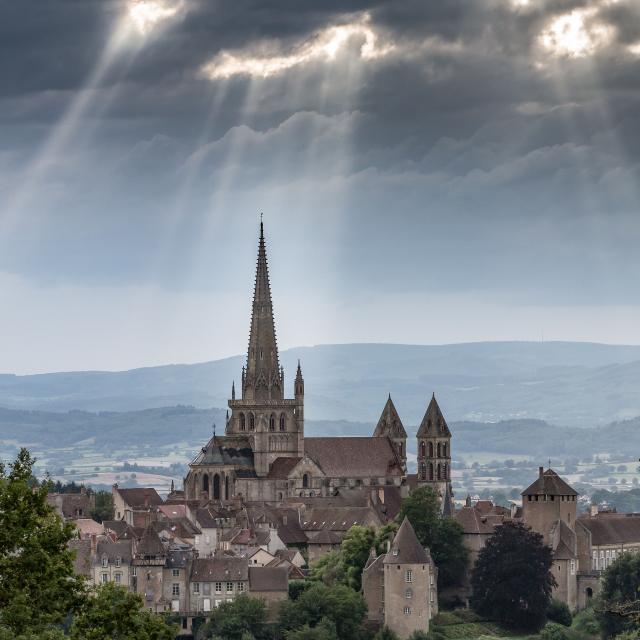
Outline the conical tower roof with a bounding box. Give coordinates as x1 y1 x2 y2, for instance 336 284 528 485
137 525 165 557
385 517 429 564
373 395 407 438
244 222 282 401
417 393 451 438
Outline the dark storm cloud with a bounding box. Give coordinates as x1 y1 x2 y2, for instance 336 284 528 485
0 0 639 306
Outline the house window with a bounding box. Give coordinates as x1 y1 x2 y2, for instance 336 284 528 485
226 582 233 593
592 551 598 571
203 598 211 612
102 556 108 568
570 560 576 575
249 414 255 431
114 572 122 584
240 413 246 431
203 583 211 595
405 570 412 583
404 607 411 615
101 573 109 583
215 582 222 593
405 589 413 599
193 583 200 594
171 600 179 613
392 549 399 556
430 591 435 603
115 556 121 568
238 582 245 592
172 584 180 596
131 566 137 577
172 569 180 577
303 474 309 489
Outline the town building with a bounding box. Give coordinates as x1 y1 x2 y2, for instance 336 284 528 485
363 517 438 639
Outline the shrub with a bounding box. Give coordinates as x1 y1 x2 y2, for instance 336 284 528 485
548 600 572 627
540 622 571 640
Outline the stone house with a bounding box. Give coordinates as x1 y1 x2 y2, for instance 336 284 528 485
363 518 438 639
188 556 249 613
163 548 192 613
94 538 133 589
112 486 163 527
248 566 289 619
132 527 167 613
47 489 95 520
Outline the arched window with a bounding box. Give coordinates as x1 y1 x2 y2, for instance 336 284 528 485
429 463 434 481
225 476 230 501
302 474 309 489
442 442 447 457
203 474 209 493
249 413 255 431
398 442 403 457
436 464 441 480
279 414 286 431
442 463 447 480
213 474 220 500
428 442 434 458
419 462 426 480
420 442 426 458
269 414 275 432
437 442 442 457
239 413 246 431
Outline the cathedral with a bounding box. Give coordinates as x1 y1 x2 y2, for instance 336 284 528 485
184 223 454 505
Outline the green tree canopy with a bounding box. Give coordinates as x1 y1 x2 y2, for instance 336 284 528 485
69 583 176 640
397 487 468 588
596 552 640 639
0 449 86 635
470 521 556 632
278 583 367 640
197 593 269 640
286 618 338 640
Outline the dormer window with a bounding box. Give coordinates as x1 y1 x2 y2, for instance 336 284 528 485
115 556 121 568
102 555 108 567
393 549 399 556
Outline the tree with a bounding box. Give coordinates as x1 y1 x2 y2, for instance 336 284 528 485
547 599 572 627
471 521 556 632
373 627 399 640
374 522 398 555
596 552 640 639
286 618 338 640
69 583 176 640
340 526 375 590
198 594 268 640
398 487 468 588
309 551 346 586
278 583 367 640
90 490 114 523
0 449 86 635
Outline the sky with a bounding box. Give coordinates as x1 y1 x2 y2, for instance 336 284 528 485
1 0 639 374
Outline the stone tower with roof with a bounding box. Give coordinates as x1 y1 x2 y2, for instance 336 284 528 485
416 394 453 504
373 395 407 472
225 222 305 476
363 517 438 638
522 467 579 610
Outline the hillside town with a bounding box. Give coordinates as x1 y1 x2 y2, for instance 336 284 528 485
39 225 640 639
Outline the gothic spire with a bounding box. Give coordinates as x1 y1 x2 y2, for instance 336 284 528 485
417 393 451 438
373 394 407 438
244 221 282 401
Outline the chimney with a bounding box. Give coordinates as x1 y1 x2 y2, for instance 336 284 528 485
90 533 97 554
539 466 544 478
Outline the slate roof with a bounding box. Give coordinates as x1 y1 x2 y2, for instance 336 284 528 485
454 506 506 535
153 518 201 539
115 487 163 509
385 517 429 564
373 395 407 439
190 556 248 581
95 538 133 564
417 394 451 438
166 547 193 569
522 469 578 497
578 514 640 546
248 566 288 592
301 506 381 532
304 437 403 477
195 507 219 528
190 436 255 467
267 457 303 479
307 529 342 544
550 519 577 560
73 518 104 537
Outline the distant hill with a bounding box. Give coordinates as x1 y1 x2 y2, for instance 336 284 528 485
2 342 640 426
1 404 639 461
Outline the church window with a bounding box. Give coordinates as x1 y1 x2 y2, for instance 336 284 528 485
436 464 441 480
419 462 426 480
249 414 255 430
280 414 286 431
240 413 246 431
442 463 447 480
203 474 209 493
398 442 403 457
269 415 275 431
302 474 309 489
428 442 434 457
437 443 441 457
429 463 434 481
443 443 447 457
420 442 426 458
260 349 263 360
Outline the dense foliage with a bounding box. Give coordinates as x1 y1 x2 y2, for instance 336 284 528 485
596 552 640 639
398 487 468 588
471 521 556 632
0 449 86 635
197 594 269 640
547 599 572 627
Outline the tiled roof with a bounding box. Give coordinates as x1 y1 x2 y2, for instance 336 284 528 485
550 519 577 560
301 506 381 532
69 539 92 577
136 526 165 557
190 556 248 581
417 394 451 438
373 396 407 439
191 436 254 467
153 518 201 539
578 514 640 546
454 506 505 535
304 437 403 478
158 504 187 520
95 538 133 564
195 507 219 528
115 487 163 508
248 566 288 592
307 529 342 544
166 548 193 569
73 518 104 537
522 469 578 496
267 457 302 479
385 517 429 564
